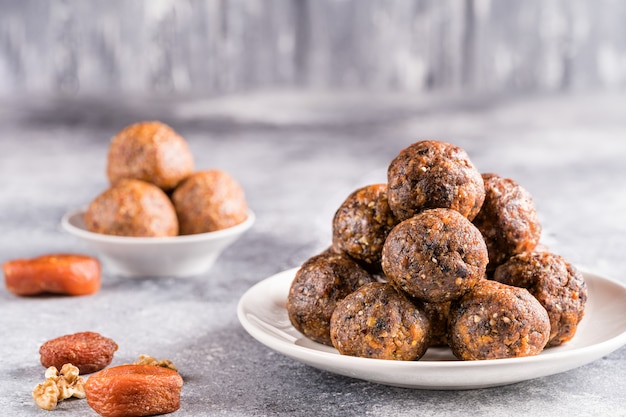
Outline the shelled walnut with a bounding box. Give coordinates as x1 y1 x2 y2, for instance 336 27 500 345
133 354 178 371
32 364 86 410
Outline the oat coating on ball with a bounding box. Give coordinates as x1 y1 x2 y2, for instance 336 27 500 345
448 279 550 360
387 140 485 221
381 208 488 303
107 121 194 191
332 184 398 269
84 179 179 237
472 173 542 272
493 251 587 347
286 251 375 346
330 282 431 360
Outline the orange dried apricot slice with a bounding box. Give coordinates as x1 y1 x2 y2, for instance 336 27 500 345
3 253 101 296
85 364 183 417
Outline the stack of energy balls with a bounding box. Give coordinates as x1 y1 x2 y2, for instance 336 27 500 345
84 121 249 237
287 140 587 361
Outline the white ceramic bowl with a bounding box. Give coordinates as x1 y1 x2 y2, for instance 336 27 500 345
61 209 255 278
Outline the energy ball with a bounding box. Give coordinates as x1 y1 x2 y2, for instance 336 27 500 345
493 251 587 347
472 173 542 272
332 184 397 269
381 208 488 303
107 121 194 191
448 279 550 360
422 300 452 347
387 140 485 221
84 179 178 237
286 251 375 346
330 282 431 360
172 169 248 234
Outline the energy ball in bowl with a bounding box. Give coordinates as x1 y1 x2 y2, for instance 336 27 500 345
493 251 587 347
472 173 542 272
448 279 550 360
84 179 178 237
107 121 194 191
387 140 485 221
172 169 248 234
330 282 431 360
381 208 488 303
332 184 397 270
287 251 375 346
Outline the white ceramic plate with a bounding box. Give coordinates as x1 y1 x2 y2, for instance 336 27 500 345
237 268 626 390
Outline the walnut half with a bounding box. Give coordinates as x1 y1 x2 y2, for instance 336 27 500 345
32 364 86 410
133 354 178 371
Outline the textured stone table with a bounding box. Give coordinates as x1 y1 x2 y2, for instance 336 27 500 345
1 91 625 416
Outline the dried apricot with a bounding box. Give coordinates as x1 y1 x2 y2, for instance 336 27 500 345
40 331 118 374
3 253 101 296
85 364 183 417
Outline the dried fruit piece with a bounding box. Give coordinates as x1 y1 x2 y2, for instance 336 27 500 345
33 363 86 410
85 364 184 417
40 331 118 374
133 354 178 371
3 253 101 296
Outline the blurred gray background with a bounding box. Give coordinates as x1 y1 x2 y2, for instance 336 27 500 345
1 0 625 98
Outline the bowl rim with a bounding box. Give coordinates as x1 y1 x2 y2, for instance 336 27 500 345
61 208 255 245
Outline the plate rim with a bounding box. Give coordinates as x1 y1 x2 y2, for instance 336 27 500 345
237 266 626 389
